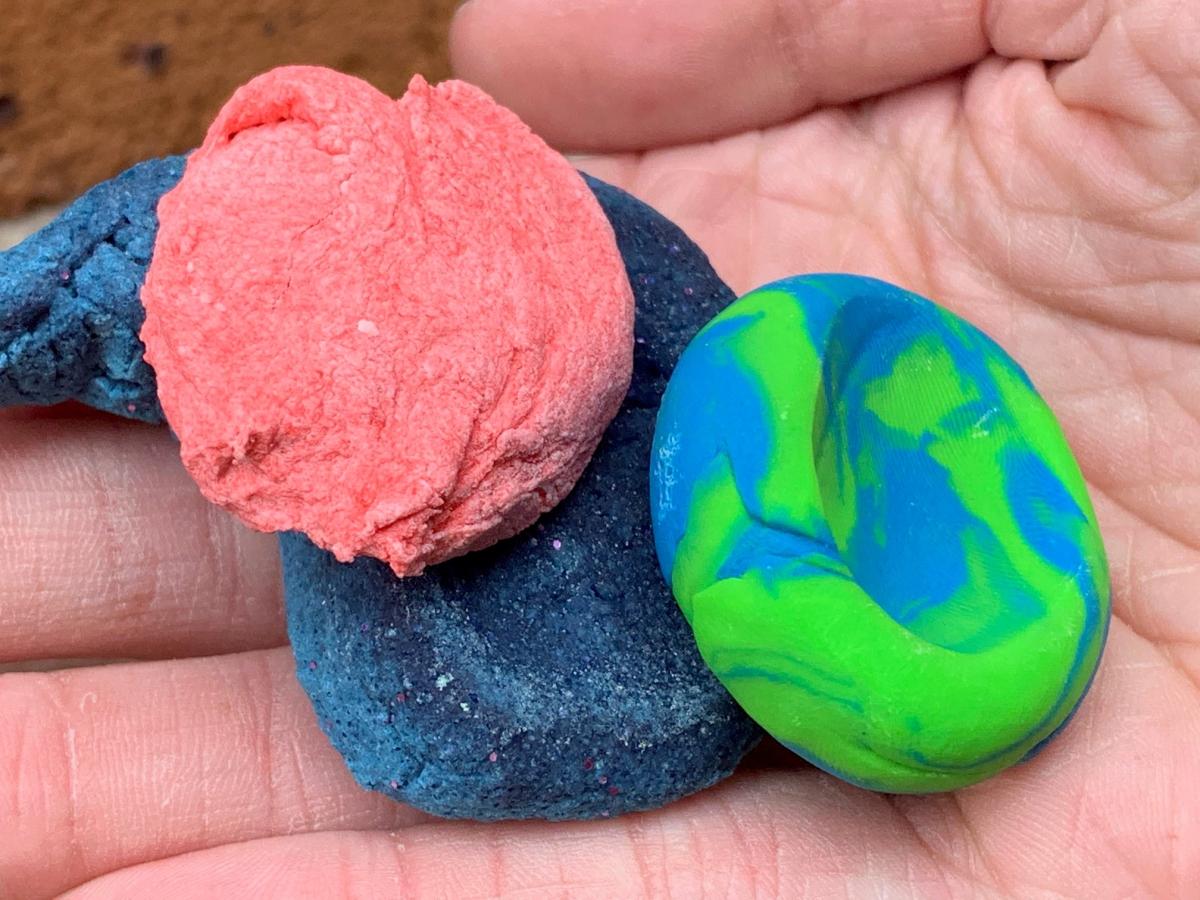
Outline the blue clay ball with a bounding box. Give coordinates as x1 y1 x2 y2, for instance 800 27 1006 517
282 176 761 820
0 155 185 421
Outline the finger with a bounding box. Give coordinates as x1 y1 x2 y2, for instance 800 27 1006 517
0 647 428 899
454 0 1198 163
56 629 1200 899
62 773 950 900
0 410 285 662
450 0 997 151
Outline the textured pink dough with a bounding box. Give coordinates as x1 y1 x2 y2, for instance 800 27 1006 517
140 66 634 576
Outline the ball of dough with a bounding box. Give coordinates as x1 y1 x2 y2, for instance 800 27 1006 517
651 274 1111 792
141 67 634 575
283 176 761 820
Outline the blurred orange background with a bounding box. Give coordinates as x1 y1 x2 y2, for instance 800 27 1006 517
0 0 458 222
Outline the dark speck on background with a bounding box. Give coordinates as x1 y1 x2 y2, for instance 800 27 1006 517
0 95 19 126
122 42 169 77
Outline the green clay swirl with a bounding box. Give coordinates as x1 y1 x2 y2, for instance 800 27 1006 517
649 274 1110 792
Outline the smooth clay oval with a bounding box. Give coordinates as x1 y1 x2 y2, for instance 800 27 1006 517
650 274 1111 793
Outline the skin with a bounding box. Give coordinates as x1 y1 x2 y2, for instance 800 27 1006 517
0 0 1196 895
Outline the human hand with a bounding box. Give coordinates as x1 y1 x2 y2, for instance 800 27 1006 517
4 0 1198 896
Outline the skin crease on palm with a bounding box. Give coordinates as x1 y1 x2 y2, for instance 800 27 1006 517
0 0 1198 896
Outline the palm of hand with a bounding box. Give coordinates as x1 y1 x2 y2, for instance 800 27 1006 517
3 1 1198 896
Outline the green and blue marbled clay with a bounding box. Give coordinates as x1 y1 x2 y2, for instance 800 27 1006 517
650 274 1110 792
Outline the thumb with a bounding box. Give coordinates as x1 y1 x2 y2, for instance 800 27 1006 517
449 0 988 151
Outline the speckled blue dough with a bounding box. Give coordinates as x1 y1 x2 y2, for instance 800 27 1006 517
0 163 761 820
282 176 761 820
0 155 185 421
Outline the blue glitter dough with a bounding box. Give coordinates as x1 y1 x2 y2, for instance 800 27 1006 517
0 156 185 421
283 176 761 820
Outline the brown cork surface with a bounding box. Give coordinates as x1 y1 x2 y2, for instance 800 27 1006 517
0 0 459 216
